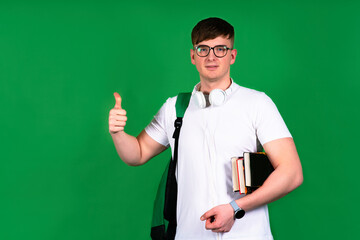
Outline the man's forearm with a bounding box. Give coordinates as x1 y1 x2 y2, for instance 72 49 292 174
201 158 302 233
110 130 168 166
236 161 303 211
236 137 303 212
111 131 143 166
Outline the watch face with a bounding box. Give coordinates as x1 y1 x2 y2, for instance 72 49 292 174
235 209 245 219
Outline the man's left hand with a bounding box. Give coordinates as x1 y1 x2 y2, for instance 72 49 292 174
200 204 235 233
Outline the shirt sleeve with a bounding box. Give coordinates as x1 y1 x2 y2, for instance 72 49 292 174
144 99 171 147
254 93 292 145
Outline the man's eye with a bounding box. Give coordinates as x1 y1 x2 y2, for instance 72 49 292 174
216 47 225 52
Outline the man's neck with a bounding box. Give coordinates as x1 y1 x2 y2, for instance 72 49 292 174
198 76 232 94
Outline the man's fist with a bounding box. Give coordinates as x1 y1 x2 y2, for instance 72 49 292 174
109 92 127 134
200 204 235 233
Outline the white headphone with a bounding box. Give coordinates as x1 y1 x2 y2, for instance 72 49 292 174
193 88 227 108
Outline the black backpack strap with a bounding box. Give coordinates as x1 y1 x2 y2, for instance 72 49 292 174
171 92 192 168
151 92 191 240
164 92 191 239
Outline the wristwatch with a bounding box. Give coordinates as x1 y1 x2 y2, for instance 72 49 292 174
230 200 245 219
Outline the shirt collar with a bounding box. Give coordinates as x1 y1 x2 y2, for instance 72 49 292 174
192 78 237 96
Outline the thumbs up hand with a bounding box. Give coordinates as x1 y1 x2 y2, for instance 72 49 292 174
109 92 127 134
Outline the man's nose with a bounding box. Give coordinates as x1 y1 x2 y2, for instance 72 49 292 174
206 48 216 60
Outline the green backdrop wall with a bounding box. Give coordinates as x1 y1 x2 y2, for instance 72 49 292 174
1 0 359 239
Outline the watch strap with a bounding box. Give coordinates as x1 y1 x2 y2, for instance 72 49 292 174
230 200 239 211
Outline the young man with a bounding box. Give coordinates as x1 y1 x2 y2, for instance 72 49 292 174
109 17 303 239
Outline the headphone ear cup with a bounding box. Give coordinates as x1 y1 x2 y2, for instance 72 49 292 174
194 91 206 108
209 89 226 106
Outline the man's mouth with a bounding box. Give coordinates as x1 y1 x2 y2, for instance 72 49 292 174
205 65 219 70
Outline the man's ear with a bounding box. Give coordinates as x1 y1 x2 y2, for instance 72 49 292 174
190 49 196 65
230 49 237 65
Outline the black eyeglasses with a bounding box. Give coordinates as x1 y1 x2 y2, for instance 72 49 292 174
194 45 233 58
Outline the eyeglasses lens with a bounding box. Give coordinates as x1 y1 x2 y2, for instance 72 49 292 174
214 46 227 57
196 46 210 57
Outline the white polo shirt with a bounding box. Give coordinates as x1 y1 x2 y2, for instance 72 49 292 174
145 81 292 240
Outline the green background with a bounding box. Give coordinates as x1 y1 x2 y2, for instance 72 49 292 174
1 0 359 239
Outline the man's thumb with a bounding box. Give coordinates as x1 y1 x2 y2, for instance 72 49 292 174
114 92 122 109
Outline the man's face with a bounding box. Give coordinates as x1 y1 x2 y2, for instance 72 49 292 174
191 36 237 83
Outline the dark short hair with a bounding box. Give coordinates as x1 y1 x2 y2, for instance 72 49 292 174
191 17 234 46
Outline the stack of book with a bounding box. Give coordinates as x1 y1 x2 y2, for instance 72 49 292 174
231 152 274 194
